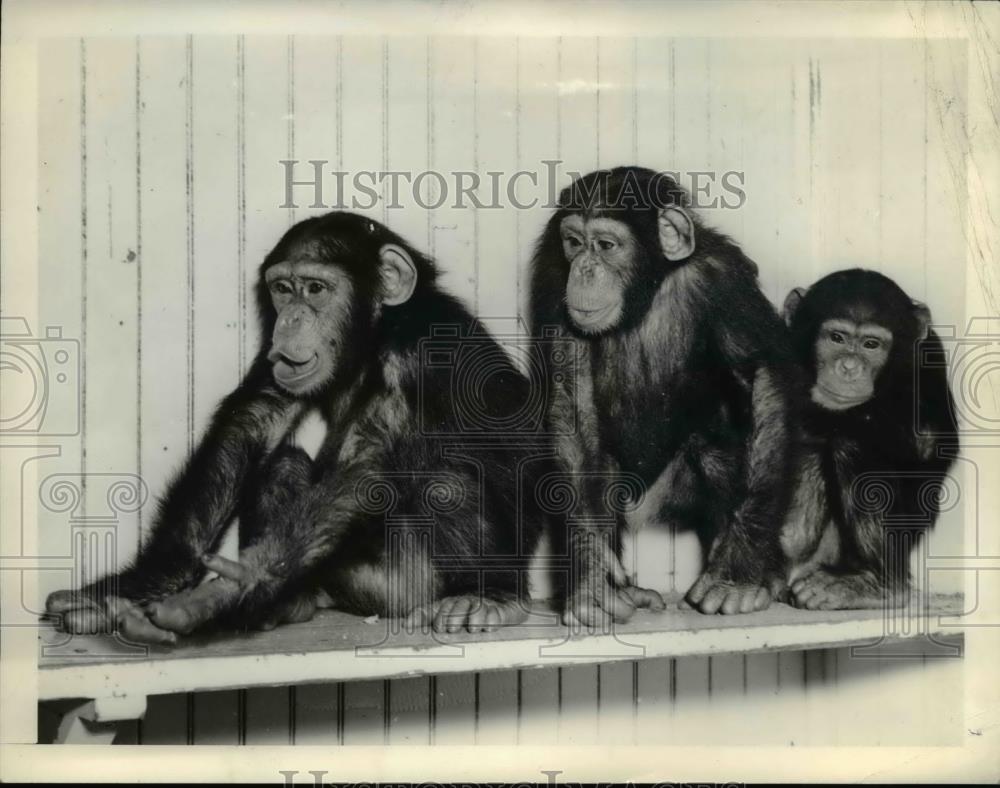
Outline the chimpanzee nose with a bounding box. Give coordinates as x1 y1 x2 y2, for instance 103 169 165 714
574 259 596 283
837 355 861 379
276 304 313 331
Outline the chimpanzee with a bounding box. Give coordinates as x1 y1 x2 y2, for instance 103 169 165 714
529 166 797 624
46 212 545 644
781 269 959 609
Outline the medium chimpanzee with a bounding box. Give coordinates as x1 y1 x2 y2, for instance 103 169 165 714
47 212 545 644
781 269 958 609
529 166 797 624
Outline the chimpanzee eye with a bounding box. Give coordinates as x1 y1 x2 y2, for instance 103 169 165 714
829 330 845 344
307 281 328 296
597 239 617 252
270 281 293 295
563 236 583 249
862 338 881 350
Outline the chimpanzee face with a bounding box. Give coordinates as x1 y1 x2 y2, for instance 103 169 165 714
262 235 417 396
560 215 635 334
559 205 695 336
810 318 893 410
265 243 355 395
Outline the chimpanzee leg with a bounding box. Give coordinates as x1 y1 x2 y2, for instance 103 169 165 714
45 382 304 636
146 444 336 635
46 443 306 644
791 525 921 610
238 444 327 628
237 443 314 547
393 501 535 634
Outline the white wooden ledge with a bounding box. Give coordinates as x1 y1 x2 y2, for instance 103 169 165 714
39 593 964 709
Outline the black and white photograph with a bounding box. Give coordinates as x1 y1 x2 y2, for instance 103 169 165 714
1 0 997 783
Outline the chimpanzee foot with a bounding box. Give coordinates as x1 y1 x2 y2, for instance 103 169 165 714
257 590 321 631
46 587 177 644
105 596 178 646
405 593 530 634
146 577 241 635
563 580 665 629
45 590 113 634
685 571 774 615
790 569 885 610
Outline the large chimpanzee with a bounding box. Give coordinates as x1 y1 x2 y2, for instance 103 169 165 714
781 269 958 609
529 166 797 624
47 212 544 644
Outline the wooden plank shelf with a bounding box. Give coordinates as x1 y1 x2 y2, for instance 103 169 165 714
38 593 965 704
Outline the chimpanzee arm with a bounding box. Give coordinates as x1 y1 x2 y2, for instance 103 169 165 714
791 452 919 610
144 397 397 635
548 338 666 627
691 264 796 596
49 356 304 611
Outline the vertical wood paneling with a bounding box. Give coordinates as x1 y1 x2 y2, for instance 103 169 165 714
244 686 291 744
426 37 476 306
82 39 140 576
431 672 476 744
597 660 636 744
878 39 929 295
36 38 83 569
517 665 560 745
383 37 429 248
558 37 600 180
37 34 968 748
340 680 386 745
635 656 672 744
474 38 519 322
475 669 519 744
558 665 598 743
292 683 340 745
387 677 432 744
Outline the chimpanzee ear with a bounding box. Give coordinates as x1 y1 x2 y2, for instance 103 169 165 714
378 244 418 306
657 206 696 261
782 287 807 327
912 300 932 340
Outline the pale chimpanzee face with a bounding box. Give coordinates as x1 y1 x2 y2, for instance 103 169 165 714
560 214 637 334
811 318 893 410
265 247 355 395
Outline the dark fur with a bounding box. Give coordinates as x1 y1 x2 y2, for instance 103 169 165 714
529 166 797 616
48 212 544 633
783 269 959 607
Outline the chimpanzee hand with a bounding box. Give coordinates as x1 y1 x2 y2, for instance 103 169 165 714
562 541 665 629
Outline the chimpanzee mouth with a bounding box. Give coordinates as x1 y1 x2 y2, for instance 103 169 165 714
813 383 870 409
273 353 320 383
567 302 616 328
